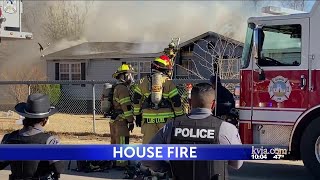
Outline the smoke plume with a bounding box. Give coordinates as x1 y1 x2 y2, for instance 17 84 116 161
0 1 263 79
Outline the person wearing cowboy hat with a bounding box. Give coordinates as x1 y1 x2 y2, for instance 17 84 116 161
0 93 65 180
209 75 235 117
110 64 136 168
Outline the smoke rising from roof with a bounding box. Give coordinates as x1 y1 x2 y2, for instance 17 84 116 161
0 1 261 79
84 1 258 46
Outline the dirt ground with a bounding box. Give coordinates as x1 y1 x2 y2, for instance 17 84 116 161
0 111 143 144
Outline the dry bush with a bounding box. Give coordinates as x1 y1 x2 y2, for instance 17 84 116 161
0 63 46 103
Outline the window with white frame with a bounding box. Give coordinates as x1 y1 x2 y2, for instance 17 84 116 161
59 63 81 80
140 61 151 78
127 62 138 79
127 61 151 79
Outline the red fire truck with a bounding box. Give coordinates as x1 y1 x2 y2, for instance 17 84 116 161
239 1 320 178
0 0 32 40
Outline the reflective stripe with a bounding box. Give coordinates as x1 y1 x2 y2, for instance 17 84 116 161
133 107 141 114
142 112 174 119
144 93 151 97
123 111 133 117
168 88 179 98
119 97 131 104
163 93 169 98
117 136 126 163
134 87 142 95
174 110 184 116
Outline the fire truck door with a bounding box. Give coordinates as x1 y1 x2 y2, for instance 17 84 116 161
250 18 310 145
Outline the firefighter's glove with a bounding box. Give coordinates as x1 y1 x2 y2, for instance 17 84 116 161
135 115 142 127
128 122 134 132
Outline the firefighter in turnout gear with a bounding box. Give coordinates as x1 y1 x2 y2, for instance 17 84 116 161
110 64 136 167
181 83 192 114
0 93 65 180
141 83 243 180
132 55 184 144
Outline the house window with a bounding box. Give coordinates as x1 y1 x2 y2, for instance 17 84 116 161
60 64 70 80
127 61 151 79
140 61 151 78
59 63 82 80
127 62 138 79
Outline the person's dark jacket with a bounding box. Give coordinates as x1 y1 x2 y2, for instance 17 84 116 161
0 124 65 179
213 83 235 116
210 75 235 116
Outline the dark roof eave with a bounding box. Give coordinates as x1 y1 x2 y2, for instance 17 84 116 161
178 31 244 48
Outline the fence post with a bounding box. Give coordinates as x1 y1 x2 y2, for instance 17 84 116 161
92 83 96 134
28 84 31 95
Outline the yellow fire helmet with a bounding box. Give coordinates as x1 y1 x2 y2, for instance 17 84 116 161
112 64 137 79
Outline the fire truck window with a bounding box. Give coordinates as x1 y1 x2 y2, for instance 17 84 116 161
240 24 253 69
258 24 302 66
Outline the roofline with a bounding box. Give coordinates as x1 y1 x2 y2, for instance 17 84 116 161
44 42 140 57
45 52 162 61
178 31 244 49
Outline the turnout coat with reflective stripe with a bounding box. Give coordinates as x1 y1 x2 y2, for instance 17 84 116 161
113 83 134 123
132 75 184 120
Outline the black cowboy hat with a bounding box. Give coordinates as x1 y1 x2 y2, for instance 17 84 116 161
15 93 58 118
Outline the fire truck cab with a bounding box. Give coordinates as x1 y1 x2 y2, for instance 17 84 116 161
239 1 320 178
0 0 32 40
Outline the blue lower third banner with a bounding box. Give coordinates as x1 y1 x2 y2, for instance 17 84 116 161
0 144 288 160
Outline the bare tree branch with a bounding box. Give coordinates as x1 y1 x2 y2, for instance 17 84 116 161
180 35 241 89
176 64 205 79
281 0 306 11
41 1 92 42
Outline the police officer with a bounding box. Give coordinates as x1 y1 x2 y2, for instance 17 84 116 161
111 64 136 168
210 75 235 117
142 83 243 180
0 93 65 180
132 55 184 144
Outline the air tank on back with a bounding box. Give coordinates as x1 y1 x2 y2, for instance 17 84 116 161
151 72 163 109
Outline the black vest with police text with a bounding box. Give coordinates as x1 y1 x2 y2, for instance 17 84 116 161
169 115 228 180
2 130 52 179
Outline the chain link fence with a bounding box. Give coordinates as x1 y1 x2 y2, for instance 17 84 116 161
0 79 239 136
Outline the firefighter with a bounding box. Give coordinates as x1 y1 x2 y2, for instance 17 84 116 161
141 83 243 180
0 93 65 180
132 55 184 144
181 83 192 114
110 64 136 168
210 75 235 117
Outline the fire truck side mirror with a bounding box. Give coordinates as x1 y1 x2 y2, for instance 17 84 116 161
258 70 265 81
253 26 265 81
253 27 263 62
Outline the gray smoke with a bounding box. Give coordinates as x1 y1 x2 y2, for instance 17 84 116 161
1 1 264 79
